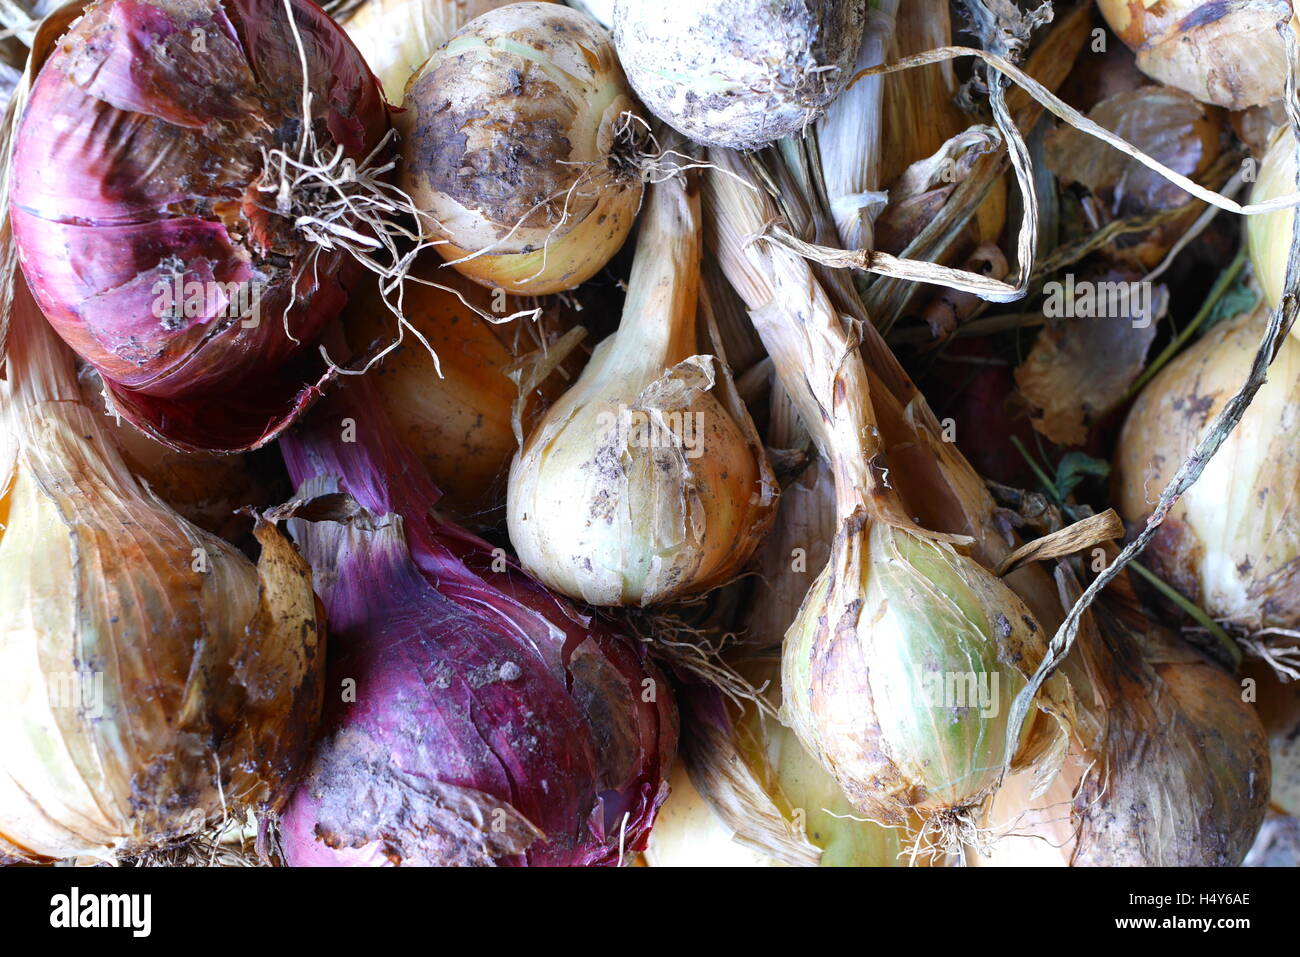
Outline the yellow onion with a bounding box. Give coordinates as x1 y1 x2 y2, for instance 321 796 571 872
0 279 323 863
342 0 552 103
648 452 906 867
508 173 777 606
77 366 278 540
613 0 867 150
1096 0 1295 110
399 2 643 295
1115 304 1300 631
345 264 584 526
980 571 1269 866
1247 124 1296 313
705 148 1073 835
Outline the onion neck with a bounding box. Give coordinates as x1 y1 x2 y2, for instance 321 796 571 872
596 175 700 385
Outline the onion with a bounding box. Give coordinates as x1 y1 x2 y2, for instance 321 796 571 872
1247 124 1295 313
276 378 677 866
399 2 643 295
10 0 389 452
1248 663 1300 817
1095 0 1295 110
705 148 1073 838
507 173 777 606
1115 305 1300 631
613 0 866 150
0 276 323 863
345 264 584 527
342 0 551 103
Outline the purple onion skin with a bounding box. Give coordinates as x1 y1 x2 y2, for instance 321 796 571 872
278 379 677 866
10 0 387 453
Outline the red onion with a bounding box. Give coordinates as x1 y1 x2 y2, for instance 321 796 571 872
10 0 388 452
275 378 677 866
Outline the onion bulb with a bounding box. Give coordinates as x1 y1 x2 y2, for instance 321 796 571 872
10 0 389 452
399 2 643 295
1247 663 1300 817
613 0 867 150
1095 0 1295 110
1115 305 1300 631
0 277 323 863
705 149 1073 835
1246 124 1296 313
276 380 676 866
343 0 552 103
980 569 1268 866
508 173 777 606
345 264 583 526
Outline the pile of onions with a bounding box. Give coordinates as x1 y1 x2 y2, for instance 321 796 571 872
705 149 1073 836
10 0 389 452
613 0 867 150
1114 304 1300 632
399 3 643 295
1095 0 1295 110
345 263 584 526
508 173 777 606
0 277 324 863
341 0 550 103
276 378 677 866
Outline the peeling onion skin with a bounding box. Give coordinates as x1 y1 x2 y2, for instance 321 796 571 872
0 280 324 864
277 381 677 866
10 0 388 453
1114 307 1300 631
1095 0 1294 110
399 2 642 295
612 0 867 150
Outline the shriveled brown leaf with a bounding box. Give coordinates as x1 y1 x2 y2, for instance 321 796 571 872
1045 86 1224 217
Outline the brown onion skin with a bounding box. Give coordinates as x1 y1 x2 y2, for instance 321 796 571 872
1096 0 1294 110
10 0 388 453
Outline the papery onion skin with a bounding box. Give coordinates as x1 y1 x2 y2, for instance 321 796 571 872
1095 0 1294 110
277 380 676 866
10 0 388 452
0 279 323 863
399 2 642 295
613 0 866 150
1115 306 1300 631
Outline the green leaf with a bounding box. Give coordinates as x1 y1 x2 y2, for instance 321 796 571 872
1054 451 1109 501
1204 280 1256 330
